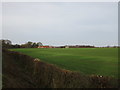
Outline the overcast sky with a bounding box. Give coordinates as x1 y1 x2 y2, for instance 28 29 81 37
2 2 118 46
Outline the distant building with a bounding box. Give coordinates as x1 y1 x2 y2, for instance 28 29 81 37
38 46 54 48
65 46 69 48
38 45 95 48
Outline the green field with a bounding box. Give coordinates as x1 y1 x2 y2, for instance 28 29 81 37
10 48 118 78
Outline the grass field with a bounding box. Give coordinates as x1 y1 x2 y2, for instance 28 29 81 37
10 48 118 78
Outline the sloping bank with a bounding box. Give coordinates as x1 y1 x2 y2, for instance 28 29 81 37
2 49 118 88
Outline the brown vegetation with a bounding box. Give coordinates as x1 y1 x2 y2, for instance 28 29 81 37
2 49 118 88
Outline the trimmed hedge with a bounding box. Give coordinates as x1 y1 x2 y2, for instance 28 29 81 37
2 49 118 88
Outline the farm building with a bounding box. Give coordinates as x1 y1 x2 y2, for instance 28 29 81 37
38 46 54 48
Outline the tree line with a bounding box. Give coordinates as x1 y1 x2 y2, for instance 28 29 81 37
0 39 43 49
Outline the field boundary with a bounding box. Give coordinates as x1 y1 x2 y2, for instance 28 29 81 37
2 49 118 88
